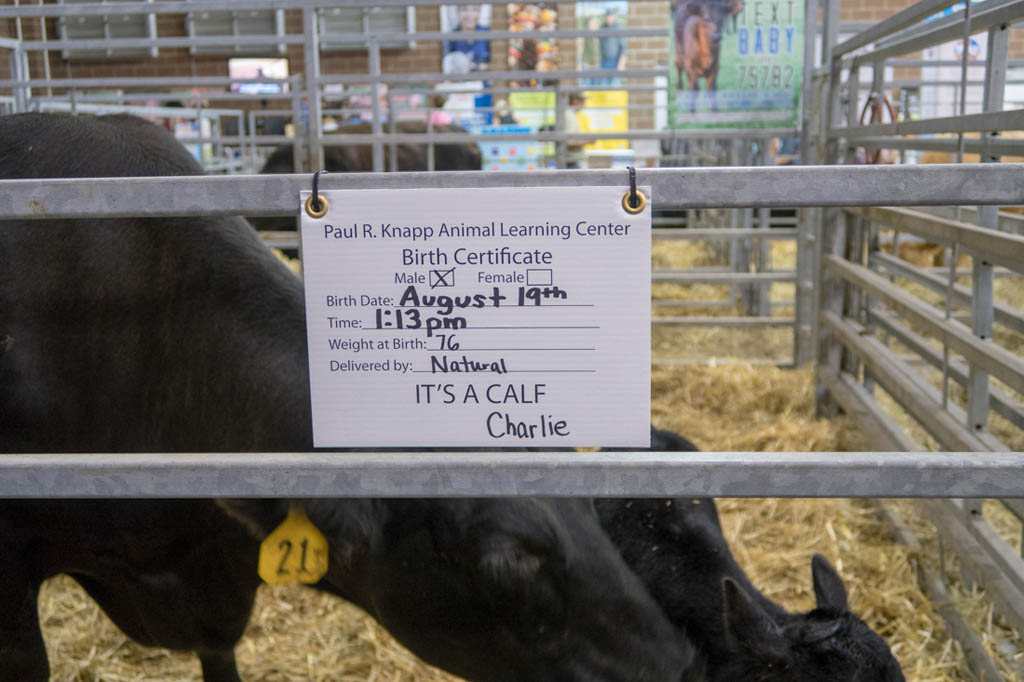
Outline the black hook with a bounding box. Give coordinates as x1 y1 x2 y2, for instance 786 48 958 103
311 169 328 212
627 166 639 209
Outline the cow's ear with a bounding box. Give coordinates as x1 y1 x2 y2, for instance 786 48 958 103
722 578 785 656
811 554 849 610
216 499 289 539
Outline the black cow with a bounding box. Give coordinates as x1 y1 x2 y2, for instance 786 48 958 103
0 113 690 682
259 120 483 175
597 428 906 682
251 120 481 233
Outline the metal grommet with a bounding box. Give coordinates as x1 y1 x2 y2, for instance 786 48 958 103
305 194 329 219
622 189 647 214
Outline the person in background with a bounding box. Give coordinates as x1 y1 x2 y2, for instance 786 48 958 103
443 4 490 73
599 8 627 85
429 93 453 126
564 92 587 169
581 16 602 85
495 99 518 125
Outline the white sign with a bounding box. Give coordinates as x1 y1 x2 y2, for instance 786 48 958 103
300 186 651 448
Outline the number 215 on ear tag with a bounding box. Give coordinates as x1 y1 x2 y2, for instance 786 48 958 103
258 505 329 585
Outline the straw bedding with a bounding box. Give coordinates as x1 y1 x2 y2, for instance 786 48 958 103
33 238 1022 681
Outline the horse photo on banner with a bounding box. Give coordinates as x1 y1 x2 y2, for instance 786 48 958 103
668 0 804 128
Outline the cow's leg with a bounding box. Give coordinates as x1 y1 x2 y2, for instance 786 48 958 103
0 563 48 682
200 648 244 682
708 71 719 112
71 568 255 682
689 75 700 113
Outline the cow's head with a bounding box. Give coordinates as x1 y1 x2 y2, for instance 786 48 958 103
222 497 694 682
712 555 906 682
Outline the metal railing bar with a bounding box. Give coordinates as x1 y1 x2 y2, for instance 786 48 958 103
653 271 795 284
851 206 1024 276
820 369 922 451
652 300 745 309
824 255 1024 396
854 0 1024 64
871 501 1009 682
832 0 960 59
870 309 1024 432
833 109 1024 139
919 498 1024 636
2 166 1024 220
653 228 799 240
869 251 1024 335
651 316 795 328
0 0 673 17
838 136 1024 155
823 311 993 451
0 450 1022 498
918 205 1024 235
17 27 665 52
0 76 300 88
316 68 667 86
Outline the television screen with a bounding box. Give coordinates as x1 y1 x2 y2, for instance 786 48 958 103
229 58 289 95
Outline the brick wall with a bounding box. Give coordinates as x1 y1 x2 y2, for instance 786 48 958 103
2 3 1021 118
628 0 671 130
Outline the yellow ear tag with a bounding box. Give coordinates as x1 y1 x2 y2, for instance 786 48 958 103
258 504 329 585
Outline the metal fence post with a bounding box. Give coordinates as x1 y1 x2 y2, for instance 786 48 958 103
302 7 323 172
967 23 1008 437
815 0 841 408
795 0 820 367
369 35 384 173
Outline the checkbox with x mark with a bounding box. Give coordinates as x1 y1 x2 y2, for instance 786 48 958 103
429 267 456 288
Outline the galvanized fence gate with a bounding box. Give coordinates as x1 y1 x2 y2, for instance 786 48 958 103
806 0 1024 674
4 0 1024 677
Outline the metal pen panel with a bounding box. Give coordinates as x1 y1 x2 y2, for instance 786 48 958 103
0 451 1023 499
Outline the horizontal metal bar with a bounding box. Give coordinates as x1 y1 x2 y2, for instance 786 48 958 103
0 76 299 89
19 34 303 51
833 109 1024 140
651 300 736 309
0 451 1023 498
652 316 795 327
823 312 991 451
870 309 1024 432
320 130 693 144
33 101 245 119
825 255 1024 396
652 228 798 240
870 501 1008 682
32 92 302 103
317 68 667 86
820 369 922 451
858 0 1024 64
920 499 1024 637
18 27 664 52
870 251 1024 334
852 206 1024 276
886 58 1024 68
2 165 1024 220
919 205 1024 235
831 0 960 59
0 0 668 16
652 271 794 284
841 136 1024 156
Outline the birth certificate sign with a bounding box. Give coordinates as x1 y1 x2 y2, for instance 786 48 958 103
299 186 650 448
